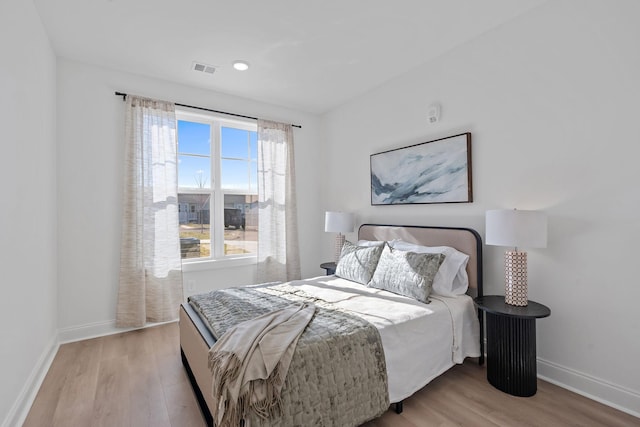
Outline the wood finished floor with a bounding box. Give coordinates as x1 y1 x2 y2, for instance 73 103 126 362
25 323 639 427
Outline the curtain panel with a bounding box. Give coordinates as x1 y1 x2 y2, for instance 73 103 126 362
116 96 183 328
257 120 301 283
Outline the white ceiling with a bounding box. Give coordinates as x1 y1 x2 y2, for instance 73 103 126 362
34 0 547 114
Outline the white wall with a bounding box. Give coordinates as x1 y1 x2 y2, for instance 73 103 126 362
56 59 323 339
0 1 58 425
321 0 640 416
7 0 639 421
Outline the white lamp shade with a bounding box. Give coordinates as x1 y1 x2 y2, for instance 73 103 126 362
486 209 547 249
324 211 355 233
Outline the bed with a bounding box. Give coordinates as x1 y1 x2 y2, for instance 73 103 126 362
179 224 484 426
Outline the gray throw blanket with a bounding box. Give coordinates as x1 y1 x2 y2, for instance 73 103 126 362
189 283 390 427
209 302 315 427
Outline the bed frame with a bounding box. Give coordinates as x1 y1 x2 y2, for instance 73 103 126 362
179 224 484 426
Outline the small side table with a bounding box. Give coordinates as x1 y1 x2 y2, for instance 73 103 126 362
475 295 550 397
320 262 337 275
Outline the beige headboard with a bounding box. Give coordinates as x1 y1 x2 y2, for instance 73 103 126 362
358 224 483 297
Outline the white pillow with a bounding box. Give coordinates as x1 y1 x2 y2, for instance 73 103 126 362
389 240 469 296
356 240 386 247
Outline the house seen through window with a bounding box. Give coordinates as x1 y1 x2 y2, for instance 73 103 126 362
177 110 258 260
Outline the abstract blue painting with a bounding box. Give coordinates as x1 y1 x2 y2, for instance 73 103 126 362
371 133 472 205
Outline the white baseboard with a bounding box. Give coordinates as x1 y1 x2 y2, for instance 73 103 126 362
538 358 640 419
2 334 59 427
58 318 177 344
480 338 639 418
58 319 125 344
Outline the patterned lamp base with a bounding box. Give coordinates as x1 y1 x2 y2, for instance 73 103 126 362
335 233 346 262
504 251 528 306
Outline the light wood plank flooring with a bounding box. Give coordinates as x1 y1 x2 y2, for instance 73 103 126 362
25 323 639 427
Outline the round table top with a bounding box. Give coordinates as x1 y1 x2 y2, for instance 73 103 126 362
320 261 337 269
475 295 551 319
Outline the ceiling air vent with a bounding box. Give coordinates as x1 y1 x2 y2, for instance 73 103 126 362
192 61 216 74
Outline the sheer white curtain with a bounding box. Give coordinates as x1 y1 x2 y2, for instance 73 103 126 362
116 96 183 328
257 119 301 282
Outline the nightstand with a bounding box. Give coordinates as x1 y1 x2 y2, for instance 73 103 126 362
475 295 550 397
320 262 337 275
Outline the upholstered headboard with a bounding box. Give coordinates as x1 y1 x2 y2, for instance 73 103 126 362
358 224 483 298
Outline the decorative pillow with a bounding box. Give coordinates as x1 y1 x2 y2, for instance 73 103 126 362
335 240 384 285
389 240 469 297
368 245 445 303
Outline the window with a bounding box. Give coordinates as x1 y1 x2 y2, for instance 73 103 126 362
177 109 258 262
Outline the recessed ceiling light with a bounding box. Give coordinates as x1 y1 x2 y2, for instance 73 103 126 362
232 60 249 71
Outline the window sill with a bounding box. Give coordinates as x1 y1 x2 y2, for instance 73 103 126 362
181 255 257 272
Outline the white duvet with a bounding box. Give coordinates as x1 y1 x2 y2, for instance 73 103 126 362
273 275 481 403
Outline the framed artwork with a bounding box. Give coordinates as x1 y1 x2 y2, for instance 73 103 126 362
370 132 472 205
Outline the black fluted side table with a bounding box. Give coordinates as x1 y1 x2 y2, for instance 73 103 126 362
475 295 550 397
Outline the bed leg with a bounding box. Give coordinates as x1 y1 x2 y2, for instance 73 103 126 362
394 401 403 414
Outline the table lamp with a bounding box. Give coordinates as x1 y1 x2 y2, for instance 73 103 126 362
486 209 547 306
324 211 355 262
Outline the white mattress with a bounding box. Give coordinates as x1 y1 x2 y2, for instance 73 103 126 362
275 275 481 403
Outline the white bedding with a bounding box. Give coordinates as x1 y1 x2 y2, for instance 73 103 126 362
267 275 481 403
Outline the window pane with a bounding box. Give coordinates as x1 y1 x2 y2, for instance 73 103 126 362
221 159 249 190
221 127 249 159
178 121 210 155
178 193 211 259
224 194 257 256
178 155 211 188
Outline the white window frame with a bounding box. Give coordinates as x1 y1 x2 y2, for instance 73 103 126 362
177 107 258 269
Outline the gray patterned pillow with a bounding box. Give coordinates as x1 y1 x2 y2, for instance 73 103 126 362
368 245 445 303
335 240 385 285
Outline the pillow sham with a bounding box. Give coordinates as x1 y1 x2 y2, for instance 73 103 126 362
335 240 384 285
389 240 470 296
368 245 445 303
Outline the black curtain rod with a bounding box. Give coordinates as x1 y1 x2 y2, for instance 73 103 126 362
114 91 301 129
